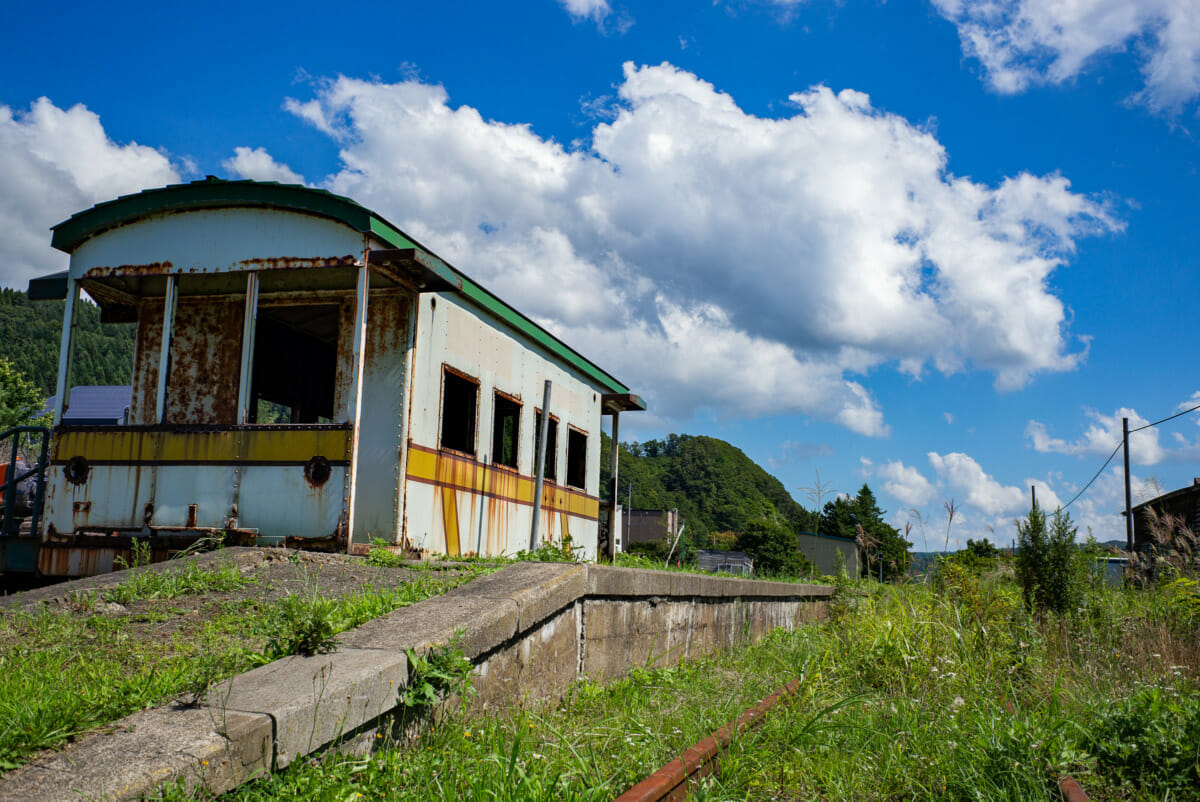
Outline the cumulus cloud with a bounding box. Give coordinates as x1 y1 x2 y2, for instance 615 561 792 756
276 62 1117 432
928 451 1029 516
931 0 1200 114
222 146 304 184
558 0 610 22
876 460 937 506
0 98 180 289
1026 398 1200 465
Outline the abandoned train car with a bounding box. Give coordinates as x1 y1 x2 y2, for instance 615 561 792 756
19 178 643 576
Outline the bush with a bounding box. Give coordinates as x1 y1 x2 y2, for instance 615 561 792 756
1015 504 1084 615
735 520 810 578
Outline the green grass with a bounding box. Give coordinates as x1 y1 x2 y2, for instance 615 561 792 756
0 561 492 773
196 568 1199 802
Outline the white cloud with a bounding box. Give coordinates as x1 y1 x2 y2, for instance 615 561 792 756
277 63 1117 433
0 98 180 289
928 451 1027 516
932 0 1200 114
558 0 610 23
877 459 937 506
1023 402 1200 465
222 146 304 185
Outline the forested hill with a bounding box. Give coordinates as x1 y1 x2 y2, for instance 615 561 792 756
600 432 818 538
0 289 135 396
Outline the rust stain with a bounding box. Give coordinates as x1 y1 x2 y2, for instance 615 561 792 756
303 456 332 487
164 296 244 425
72 501 91 529
186 504 197 528
130 299 163 424
83 261 174 279
236 255 358 271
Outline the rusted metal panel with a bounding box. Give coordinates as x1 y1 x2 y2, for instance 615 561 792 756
351 289 414 544
129 299 163 425
164 295 244 424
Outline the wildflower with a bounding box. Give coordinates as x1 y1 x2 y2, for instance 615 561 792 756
464 730 472 738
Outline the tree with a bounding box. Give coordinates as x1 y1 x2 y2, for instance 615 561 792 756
735 520 811 578
0 358 49 433
1015 503 1081 615
821 484 912 581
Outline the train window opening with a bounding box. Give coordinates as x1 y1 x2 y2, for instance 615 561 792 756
492 393 521 469
250 304 339 423
440 369 478 454
566 428 587 489
534 410 558 482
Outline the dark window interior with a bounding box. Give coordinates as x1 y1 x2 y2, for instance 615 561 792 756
566 428 587 489
250 304 339 423
440 370 478 453
534 410 558 482
492 394 521 469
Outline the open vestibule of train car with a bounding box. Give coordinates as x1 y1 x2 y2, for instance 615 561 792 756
18 179 642 577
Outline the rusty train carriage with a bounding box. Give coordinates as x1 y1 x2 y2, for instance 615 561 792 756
24 179 643 576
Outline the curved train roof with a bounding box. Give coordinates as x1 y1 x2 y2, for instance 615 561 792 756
42 178 644 405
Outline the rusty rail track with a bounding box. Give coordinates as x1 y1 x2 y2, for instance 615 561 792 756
614 678 1093 802
613 678 802 802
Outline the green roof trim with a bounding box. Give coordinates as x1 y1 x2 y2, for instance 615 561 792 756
51 178 378 253
27 271 68 300
48 178 635 396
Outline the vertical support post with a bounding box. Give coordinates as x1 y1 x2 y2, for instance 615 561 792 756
52 278 81 426
607 411 620 560
236 272 259 424
530 380 552 551
343 263 371 551
1123 416 1134 551
155 275 178 424
1030 485 1037 509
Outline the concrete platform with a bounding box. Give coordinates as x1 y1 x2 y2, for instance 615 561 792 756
0 563 831 801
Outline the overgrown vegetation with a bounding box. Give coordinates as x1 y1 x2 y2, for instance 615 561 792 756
206 554 1200 801
400 637 474 709
0 557 490 772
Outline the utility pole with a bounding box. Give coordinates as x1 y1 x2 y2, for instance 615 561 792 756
1030 485 1037 509
1123 416 1133 552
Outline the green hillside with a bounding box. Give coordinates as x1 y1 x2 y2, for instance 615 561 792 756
600 432 819 539
0 289 135 397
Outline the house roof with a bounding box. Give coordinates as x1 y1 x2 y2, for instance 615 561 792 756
37 178 641 400
43 385 131 424
1130 480 1200 513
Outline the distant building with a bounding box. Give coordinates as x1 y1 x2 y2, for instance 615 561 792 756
695 549 753 576
43 386 131 426
1130 478 1200 548
624 508 680 547
797 530 859 576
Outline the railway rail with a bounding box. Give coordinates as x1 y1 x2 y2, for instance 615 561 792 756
614 680 1093 801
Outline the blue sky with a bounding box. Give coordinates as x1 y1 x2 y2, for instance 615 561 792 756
3 0 1198 548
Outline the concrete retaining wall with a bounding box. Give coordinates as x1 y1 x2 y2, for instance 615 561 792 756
0 563 830 801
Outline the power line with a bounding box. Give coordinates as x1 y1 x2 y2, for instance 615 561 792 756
1130 401 1200 433
1060 401 1200 512
1061 441 1121 512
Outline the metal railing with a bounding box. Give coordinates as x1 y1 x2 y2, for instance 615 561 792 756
1 426 50 538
